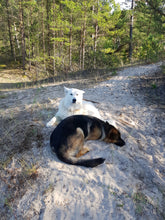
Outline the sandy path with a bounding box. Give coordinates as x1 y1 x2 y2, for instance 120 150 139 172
1 62 165 220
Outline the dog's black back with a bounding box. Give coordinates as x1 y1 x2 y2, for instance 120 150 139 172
50 115 103 148
50 115 125 167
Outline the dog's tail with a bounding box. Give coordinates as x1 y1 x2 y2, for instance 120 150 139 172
74 158 105 168
58 154 105 168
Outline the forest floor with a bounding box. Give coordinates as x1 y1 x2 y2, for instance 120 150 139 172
0 62 165 220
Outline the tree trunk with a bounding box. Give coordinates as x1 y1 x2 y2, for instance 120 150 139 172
59 3 64 59
69 14 73 70
53 0 56 77
27 12 31 70
19 0 26 70
79 29 82 69
93 22 98 69
14 23 20 55
41 0 46 70
82 12 86 70
46 0 51 57
129 0 134 61
6 0 14 59
93 2 99 69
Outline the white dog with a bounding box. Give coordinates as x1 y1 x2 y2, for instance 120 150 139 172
46 87 101 127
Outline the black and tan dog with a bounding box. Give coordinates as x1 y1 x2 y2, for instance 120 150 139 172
50 115 125 168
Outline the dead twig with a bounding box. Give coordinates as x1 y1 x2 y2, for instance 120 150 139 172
83 98 100 104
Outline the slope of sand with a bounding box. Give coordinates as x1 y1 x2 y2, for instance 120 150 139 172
1 62 165 219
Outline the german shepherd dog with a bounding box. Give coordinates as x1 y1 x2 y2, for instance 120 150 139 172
50 115 125 168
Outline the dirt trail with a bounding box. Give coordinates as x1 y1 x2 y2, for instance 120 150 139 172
0 62 165 220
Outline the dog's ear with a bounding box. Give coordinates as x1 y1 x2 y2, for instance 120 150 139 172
64 87 69 94
104 121 112 133
105 121 111 129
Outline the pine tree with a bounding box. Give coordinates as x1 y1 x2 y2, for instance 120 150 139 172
0 0 164 74
134 0 165 61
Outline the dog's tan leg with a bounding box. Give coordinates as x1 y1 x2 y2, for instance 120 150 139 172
74 128 90 157
76 147 90 158
67 127 86 157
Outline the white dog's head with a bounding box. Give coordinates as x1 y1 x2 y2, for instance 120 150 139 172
63 87 85 109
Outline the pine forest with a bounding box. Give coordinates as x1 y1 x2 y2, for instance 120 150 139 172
0 0 164 78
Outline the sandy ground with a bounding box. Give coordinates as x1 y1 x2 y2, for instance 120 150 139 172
0 62 165 220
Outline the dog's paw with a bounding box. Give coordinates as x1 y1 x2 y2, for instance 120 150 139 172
46 122 53 127
46 117 56 127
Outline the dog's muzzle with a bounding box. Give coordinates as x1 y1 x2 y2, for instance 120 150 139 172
115 138 125 147
72 98 76 103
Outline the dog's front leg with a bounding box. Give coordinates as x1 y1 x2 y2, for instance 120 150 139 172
46 116 57 127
